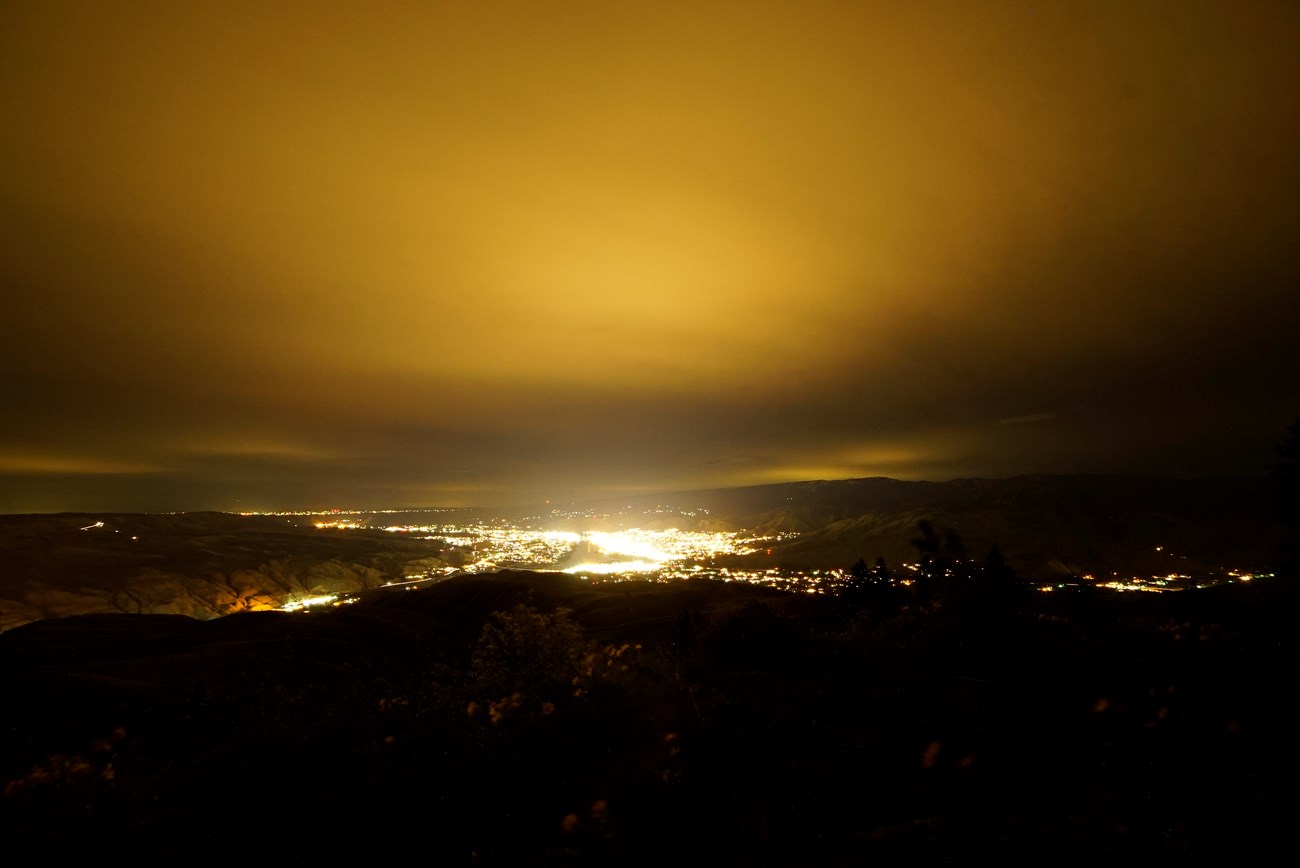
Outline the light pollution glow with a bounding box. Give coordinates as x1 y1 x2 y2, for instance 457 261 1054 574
2 1 1298 512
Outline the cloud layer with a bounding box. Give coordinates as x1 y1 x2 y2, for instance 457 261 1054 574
3 1 1298 510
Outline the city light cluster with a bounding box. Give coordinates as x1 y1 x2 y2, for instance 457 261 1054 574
272 520 1277 615
562 528 770 574
374 523 780 577
383 524 582 572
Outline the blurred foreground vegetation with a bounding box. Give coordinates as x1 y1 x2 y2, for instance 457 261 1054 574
1 568 1293 863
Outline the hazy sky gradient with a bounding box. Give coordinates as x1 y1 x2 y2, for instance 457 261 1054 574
3 1 1298 511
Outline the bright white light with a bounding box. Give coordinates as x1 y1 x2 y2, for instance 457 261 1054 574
563 560 663 574
281 594 338 611
583 531 671 563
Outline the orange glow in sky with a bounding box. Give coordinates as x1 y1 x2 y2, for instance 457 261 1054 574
2 1 1298 510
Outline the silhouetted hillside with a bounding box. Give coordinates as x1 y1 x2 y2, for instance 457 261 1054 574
1 571 1291 862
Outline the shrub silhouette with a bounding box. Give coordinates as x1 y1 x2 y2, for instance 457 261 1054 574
470 604 588 701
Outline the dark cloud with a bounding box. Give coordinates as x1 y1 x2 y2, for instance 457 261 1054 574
2 1 1298 511
1000 413 1058 427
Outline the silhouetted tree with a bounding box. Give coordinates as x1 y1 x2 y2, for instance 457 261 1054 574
847 558 871 584
906 520 1028 624
910 520 944 601
911 520 942 564
842 556 896 608
841 558 870 604
873 556 892 586
943 528 966 563
910 521 982 604
975 542 1026 611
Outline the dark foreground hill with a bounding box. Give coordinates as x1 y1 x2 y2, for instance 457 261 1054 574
2 571 1292 863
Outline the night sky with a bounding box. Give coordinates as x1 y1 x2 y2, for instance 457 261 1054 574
3 1 1298 512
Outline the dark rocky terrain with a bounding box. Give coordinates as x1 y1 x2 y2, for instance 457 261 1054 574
0 511 452 631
